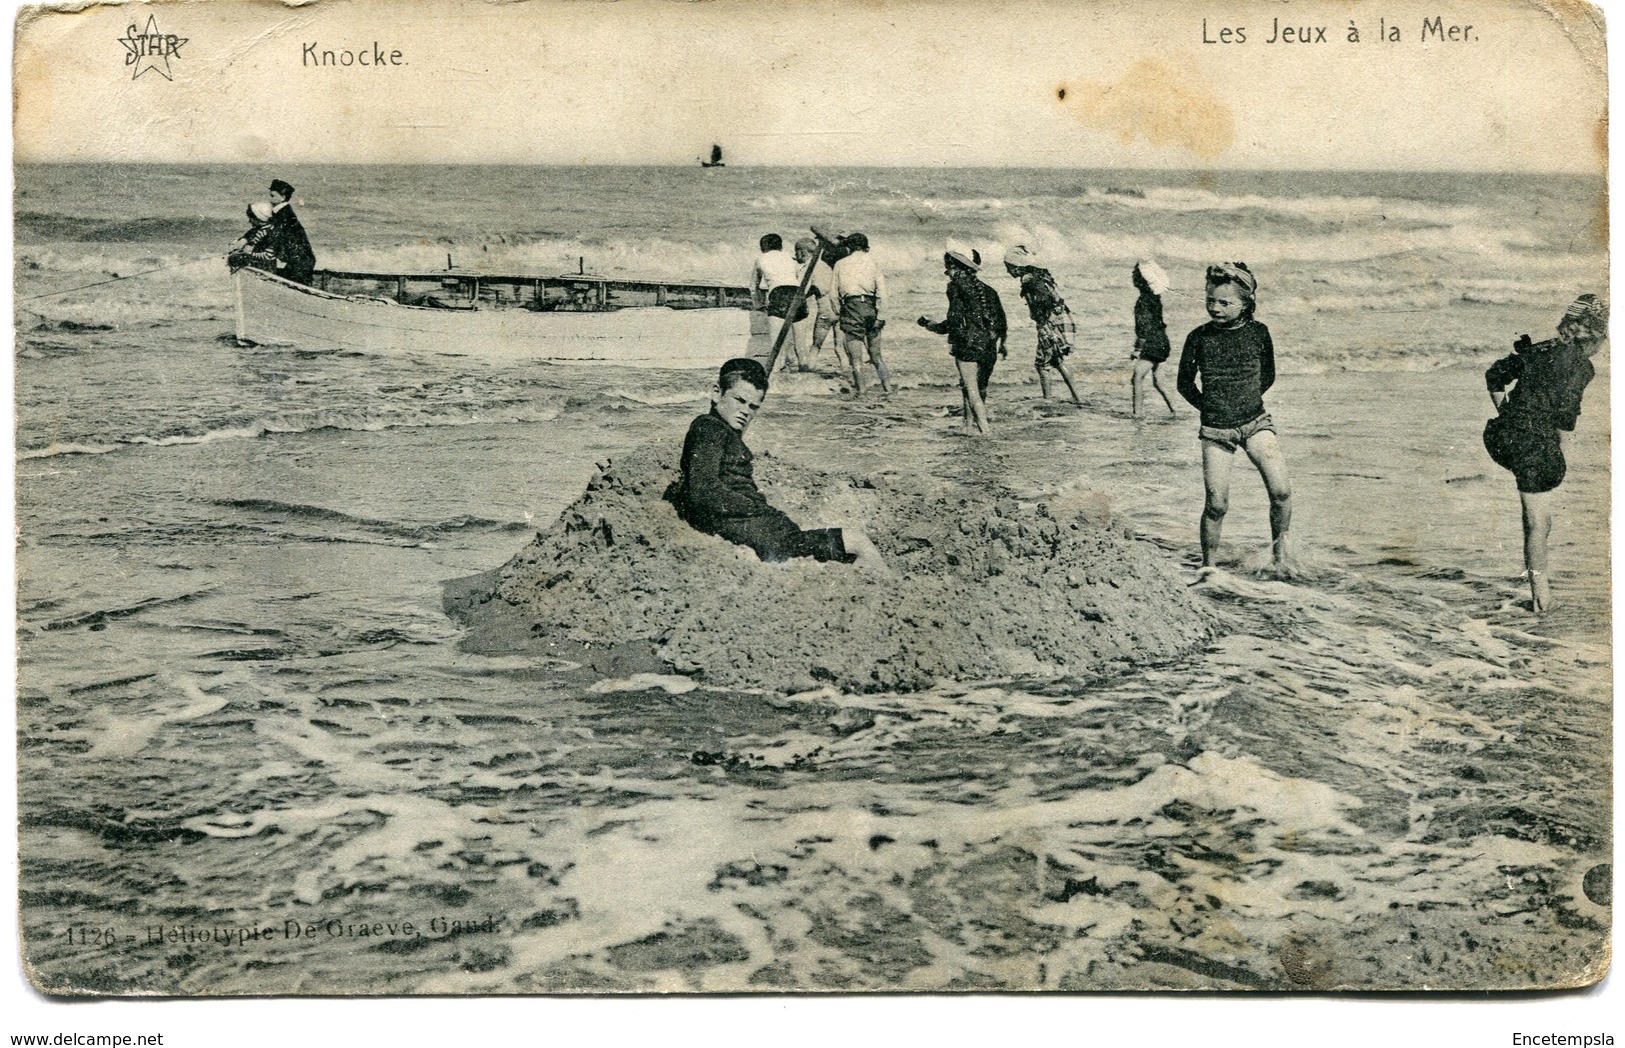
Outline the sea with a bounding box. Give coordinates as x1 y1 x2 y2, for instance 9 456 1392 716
11 164 1612 993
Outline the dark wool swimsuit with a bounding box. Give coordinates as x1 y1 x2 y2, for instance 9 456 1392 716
1176 319 1276 428
1483 339 1595 494
923 273 1007 365
1134 290 1171 364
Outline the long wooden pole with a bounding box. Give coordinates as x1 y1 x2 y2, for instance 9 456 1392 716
764 239 823 375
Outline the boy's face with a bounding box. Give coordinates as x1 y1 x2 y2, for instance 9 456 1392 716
712 379 766 432
1206 285 1246 326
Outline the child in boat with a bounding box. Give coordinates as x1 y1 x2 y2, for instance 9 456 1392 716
1003 246 1082 405
1176 262 1293 571
918 240 1006 434
1482 293 1607 612
1131 259 1177 417
667 357 858 564
227 202 278 274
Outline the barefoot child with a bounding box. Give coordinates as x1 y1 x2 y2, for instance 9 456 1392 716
1003 245 1082 405
1131 260 1177 417
1482 293 1607 612
918 240 1006 434
1176 263 1292 570
666 358 858 563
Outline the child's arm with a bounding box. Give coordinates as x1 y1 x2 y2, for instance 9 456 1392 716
1258 324 1277 396
919 280 965 336
1485 351 1524 412
1176 330 1204 411
991 286 1008 356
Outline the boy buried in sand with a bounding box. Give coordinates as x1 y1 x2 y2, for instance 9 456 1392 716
1482 293 1607 612
667 357 861 564
1177 262 1293 573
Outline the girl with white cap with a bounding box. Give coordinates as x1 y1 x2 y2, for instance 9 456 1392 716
1482 293 1608 612
1130 260 1176 417
918 239 1006 435
1004 245 1082 406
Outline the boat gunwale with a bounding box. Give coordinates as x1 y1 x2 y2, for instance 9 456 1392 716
238 266 759 317
314 267 755 294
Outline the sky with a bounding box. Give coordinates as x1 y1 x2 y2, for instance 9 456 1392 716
9 0 1610 172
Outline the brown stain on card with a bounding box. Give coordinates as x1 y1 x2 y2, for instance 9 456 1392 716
1060 57 1233 160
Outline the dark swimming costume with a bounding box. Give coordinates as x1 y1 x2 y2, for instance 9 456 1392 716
1133 291 1171 364
1482 414 1566 494
922 273 1006 365
766 285 810 322
1482 338 1594 495
1177 320 1276 429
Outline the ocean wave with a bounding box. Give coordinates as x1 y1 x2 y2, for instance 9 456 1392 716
1081 186 1485 227
214 498 529 539
15 406 564 461
15 211 241 244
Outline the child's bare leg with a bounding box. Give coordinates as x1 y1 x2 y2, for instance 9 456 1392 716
781 321 803 371
792 315 814 370
977 358 995 422
1132 358 1150 417
957 358 990 433
1244 430 1293 567
831 334 850 371
1200 441 1235 566
1151 363 1176 415
1055 360 1082 405
845 332 865 396
1035 362 1052 399
1519 490 1554 611
869 331 893 393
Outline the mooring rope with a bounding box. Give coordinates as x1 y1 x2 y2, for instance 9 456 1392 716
19 253 224 301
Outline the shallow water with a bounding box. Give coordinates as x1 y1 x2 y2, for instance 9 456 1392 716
14 165 1610 992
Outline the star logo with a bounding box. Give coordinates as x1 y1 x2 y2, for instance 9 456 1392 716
118 14 187 81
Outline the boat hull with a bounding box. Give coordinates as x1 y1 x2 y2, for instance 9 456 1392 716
233 268 767 368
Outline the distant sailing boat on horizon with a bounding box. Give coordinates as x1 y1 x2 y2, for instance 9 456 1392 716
700 144 726 168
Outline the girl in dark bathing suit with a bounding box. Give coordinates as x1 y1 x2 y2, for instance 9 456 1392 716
1130 260 1177 418
1482 293 1607 612
919 240 1006 435
1176 262 1293 572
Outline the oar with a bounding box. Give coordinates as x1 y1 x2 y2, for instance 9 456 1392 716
763 238 823 375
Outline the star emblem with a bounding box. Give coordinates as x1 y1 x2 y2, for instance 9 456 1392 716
119 14 188 81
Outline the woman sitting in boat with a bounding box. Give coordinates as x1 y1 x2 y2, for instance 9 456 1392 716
227 202 279 275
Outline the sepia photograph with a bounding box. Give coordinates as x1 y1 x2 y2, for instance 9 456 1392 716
5 0 1615 1021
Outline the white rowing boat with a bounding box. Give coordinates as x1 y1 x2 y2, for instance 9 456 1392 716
231 265 769 368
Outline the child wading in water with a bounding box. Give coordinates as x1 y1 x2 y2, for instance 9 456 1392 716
1176 263 1293 572
1003 246 1082 405
1131 259 1177 417
1482 294 1607 612
919 240 1007 434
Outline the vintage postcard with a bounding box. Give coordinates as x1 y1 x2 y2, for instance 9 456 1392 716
9 0 1611 1000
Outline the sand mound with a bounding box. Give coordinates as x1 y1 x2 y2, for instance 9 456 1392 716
447 444 1215 693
